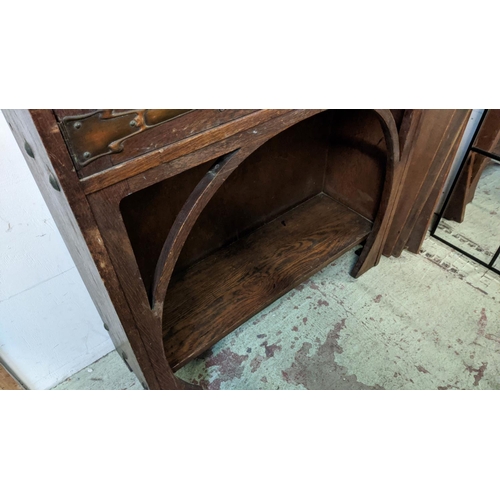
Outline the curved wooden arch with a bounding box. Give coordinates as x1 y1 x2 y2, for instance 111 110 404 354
351 109 401 277
152 109 401 320
151 148 250 315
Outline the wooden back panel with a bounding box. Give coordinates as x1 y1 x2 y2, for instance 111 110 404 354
120 110 388 294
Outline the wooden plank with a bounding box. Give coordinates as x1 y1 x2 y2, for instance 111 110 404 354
474 109 500 154
121 111 330 296
80 109 301 194
384 110 471 257
71 110 258 177
324 109 387 221
383 109 445 256
152 150 243 313
87 181 198 390
163 193 372 370
396 110 471 256
0 363 23 390
406 113 471 252
350 109 401 277
380 109 423 256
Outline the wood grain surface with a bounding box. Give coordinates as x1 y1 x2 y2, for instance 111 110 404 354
80 109 300 194
384 110 471 257
163 194 372 370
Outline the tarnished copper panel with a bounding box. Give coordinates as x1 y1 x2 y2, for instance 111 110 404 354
60 109 192 168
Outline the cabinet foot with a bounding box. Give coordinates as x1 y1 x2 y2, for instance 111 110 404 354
175 377 203 390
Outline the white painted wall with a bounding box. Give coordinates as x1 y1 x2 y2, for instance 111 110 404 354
0 113 114 390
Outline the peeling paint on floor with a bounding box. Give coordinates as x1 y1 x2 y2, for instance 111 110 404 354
54 236 500 390
435 163 500 262
174 236 500 390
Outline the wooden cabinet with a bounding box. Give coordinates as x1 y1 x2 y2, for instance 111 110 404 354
3 109 470 389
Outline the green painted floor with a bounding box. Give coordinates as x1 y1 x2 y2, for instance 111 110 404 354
54 235 500 390
435 162 500 264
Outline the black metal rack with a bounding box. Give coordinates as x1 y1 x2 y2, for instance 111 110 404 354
431 109 500 275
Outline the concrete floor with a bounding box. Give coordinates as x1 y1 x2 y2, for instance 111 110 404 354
54 234 500 390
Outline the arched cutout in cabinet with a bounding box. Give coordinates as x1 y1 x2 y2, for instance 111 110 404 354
120 109 400 372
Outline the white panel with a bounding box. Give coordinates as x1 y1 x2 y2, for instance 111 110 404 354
0 113 75 301
0 113 114 389
0 267 114 390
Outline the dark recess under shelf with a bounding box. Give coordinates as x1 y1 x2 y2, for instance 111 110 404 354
162 193 372 370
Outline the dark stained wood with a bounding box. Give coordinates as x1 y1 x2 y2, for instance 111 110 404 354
380 109 424 257
54 110 254 167
99 111 336 387
152 114 332 314
80 109 299 194
60 109 192 169
398 109 423 155
122 109 326 197
384 110 471 257
87 182 198 390
120 110 328 294
162 193 372 371
442 153 475 223
398 110 470 255
120 110 387 301
120 161 216 295
383 109 428 256
94 120 323 388
350 110 401 277
74 110 258 177
379 109 424 257
390 110 406 130
188 111 329 268
406 113 471 252
324 109 388 221
107 110 257 165
473 109 500 155
152 149 243 314
443 152 485 223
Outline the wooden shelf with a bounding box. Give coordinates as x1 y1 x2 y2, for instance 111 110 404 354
162 193 372 371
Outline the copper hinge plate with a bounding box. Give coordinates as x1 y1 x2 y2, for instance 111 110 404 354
59 109 193 168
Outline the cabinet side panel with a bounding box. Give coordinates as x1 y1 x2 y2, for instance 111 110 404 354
384 109 471 257
2 109 156 389
405 112 471 253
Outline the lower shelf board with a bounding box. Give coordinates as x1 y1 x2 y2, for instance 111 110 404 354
162 193 372 371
